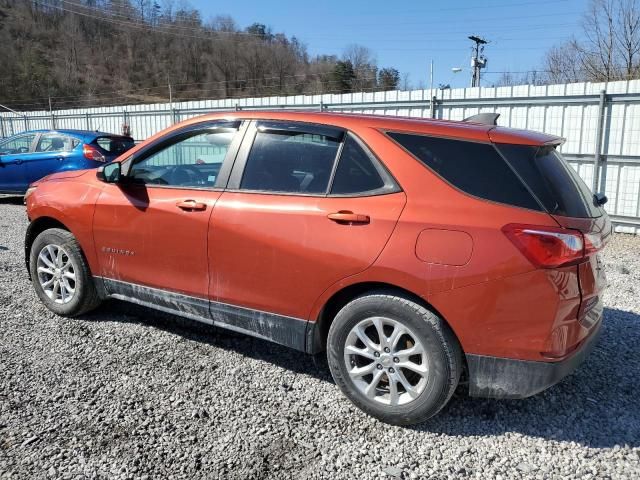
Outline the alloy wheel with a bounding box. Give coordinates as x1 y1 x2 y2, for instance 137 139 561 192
343 316 429 406
36 244 76 305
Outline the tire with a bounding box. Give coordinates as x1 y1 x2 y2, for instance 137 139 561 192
29 228 101 317
327 291 462 426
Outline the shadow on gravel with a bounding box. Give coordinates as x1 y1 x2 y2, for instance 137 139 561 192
82 302 638 449
0 195 24 205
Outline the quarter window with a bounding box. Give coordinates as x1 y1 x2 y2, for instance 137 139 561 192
129 123 239 188
387 132 541 211
96 136 134 155
240 124 342 194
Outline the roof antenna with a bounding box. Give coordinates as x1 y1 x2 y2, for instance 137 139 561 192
463 112 500 125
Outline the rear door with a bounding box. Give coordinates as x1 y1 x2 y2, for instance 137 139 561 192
208 120 406 328
0 133 37 192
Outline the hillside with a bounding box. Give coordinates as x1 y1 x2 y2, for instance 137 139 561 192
0 0 400 111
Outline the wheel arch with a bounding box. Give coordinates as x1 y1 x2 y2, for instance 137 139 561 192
25 216 72 277
308 281 462 355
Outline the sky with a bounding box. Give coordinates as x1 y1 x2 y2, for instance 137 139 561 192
189 0 588 89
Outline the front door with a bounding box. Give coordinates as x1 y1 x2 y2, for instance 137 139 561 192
0 133 37 192
92 121 244 308
208 121 406 338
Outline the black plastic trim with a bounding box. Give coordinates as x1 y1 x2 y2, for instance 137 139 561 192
466 319 602 399
99 277 309 352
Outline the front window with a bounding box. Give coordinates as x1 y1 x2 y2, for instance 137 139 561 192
129 123 239 188
0 134 36 155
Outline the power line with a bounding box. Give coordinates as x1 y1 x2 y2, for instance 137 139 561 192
44 0 578 44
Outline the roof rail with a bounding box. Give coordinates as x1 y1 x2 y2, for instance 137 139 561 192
463 113 500 125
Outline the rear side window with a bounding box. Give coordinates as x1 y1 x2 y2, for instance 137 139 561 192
96 136 135 155
35 134 79 152
387 132 541 211
331 135 387 195
497 144 602 218
241 124 341 194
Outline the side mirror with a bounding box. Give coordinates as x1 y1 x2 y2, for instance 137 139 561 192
97 162 121 183
594 192 608 206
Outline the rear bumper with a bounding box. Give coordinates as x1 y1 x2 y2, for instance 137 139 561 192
466 318 602 399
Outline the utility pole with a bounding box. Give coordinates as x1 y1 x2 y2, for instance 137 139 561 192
168 75 175 124
469 35 488 88
429 60 435 118
48 96 55 129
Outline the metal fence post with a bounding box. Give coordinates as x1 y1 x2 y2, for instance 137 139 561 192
431 95 437 118
85 112 91 130
592 89 607 194
0 116 5 139
23 115 29 132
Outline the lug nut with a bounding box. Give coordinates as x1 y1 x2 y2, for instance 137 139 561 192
374 352 380 358
388 367 395 373
384 347 390 353
393 357 399 363
377 364 383 370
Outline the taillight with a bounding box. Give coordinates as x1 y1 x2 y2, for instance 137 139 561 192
502 224 585 268
83 144 106 162
583 231 607 255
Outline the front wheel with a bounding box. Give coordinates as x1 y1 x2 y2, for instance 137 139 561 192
29 228 101 316
327 292 462 425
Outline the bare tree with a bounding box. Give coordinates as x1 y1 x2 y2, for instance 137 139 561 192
615 0 640 78
343 44 377 90
544 0 640 83
543 40 584 83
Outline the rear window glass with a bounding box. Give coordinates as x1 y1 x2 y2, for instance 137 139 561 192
387 132 541 211
96 136 135 155
497 144 602 218
241 128 341 194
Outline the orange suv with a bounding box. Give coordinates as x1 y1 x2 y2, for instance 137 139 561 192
24 111 610 425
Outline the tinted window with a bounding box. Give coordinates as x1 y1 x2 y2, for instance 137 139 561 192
129 125 238 187
36 133 76 153
497 144 602 218
96 136 135 155
241 126 341 194
387 132 540 211
331 135 386 194
0 134 36 154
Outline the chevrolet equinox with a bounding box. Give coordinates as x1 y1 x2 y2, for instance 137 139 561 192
24 111 610 425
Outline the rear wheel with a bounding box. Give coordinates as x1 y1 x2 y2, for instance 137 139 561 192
327 292 462 425
29 228 101 316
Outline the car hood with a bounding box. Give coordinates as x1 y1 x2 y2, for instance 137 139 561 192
31 169 91 186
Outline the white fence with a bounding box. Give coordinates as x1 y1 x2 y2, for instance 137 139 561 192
2 79 640 233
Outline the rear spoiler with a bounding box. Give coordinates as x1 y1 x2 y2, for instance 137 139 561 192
463 113 500 125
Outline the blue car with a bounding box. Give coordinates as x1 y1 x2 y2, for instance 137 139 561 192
0 129 135 194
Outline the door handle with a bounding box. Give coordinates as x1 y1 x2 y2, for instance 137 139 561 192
57 156 64 161
327 211 370 225
176 200 207 211
15 160 23 165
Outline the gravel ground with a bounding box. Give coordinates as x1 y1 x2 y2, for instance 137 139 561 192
0 197 639 480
